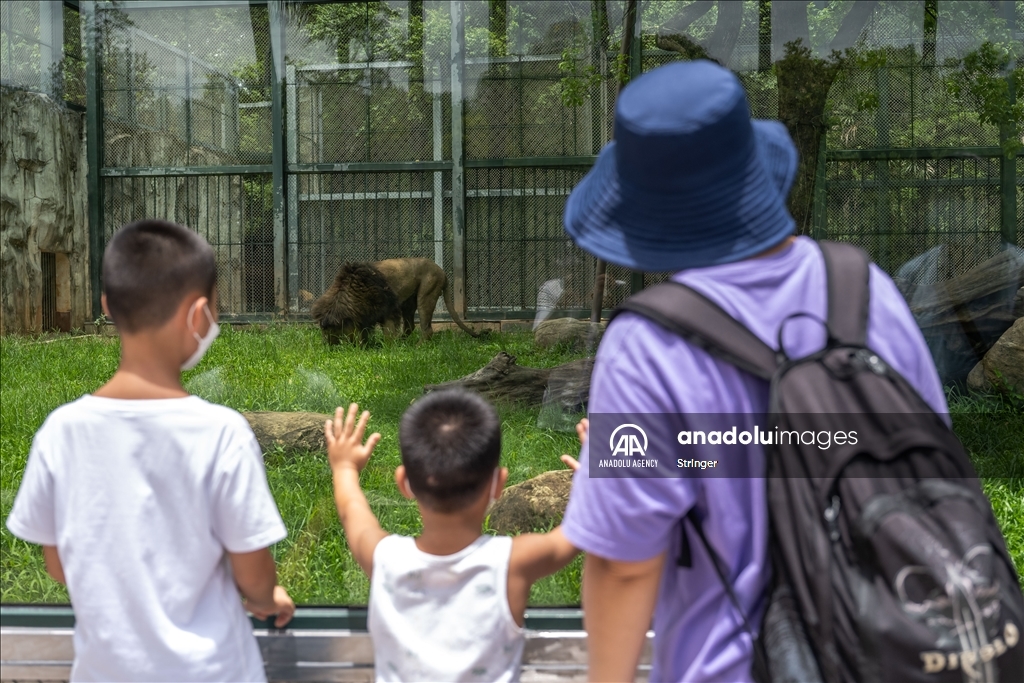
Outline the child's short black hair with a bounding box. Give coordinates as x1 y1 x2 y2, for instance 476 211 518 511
102 219 217 332
399 389 501 513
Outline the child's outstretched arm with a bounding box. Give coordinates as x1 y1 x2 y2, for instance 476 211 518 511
326 403 387 577
510 418 586 587
506 418 587 624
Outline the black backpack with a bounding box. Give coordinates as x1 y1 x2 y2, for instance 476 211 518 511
611 240 1024 683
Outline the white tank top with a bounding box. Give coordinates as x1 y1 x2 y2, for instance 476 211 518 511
368 534 525 682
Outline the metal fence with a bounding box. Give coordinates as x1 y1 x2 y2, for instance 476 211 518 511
1 0 85 106
76 0 1022 322
815 10 1021 279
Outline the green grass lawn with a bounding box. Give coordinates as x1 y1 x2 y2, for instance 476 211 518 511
1 325 1021 606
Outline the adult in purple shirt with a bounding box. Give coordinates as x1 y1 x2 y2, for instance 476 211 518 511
560 61 946 682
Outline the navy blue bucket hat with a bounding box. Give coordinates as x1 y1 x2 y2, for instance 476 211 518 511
564 60 799 272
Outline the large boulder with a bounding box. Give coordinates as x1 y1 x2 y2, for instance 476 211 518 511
535 318 605 351
489 470 573 535
904 248 1024 384
966 317 1024 395
243 411 330 453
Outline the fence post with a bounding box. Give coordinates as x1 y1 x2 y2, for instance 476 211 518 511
999 0 1017 247
812 135 827 240
433 85 445 270
184 54 193 158
628 3 644 296
450 0 466 315
82 0 104 320
874 66 891 270
268 0 288 315
286 64 299 314
39 0 62 96
594 0 637 322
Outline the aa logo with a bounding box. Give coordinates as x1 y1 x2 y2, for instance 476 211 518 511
610 424 648 457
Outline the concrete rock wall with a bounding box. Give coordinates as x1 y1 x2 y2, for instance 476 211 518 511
1 87 89 334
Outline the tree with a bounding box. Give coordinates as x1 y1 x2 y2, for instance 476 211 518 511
653 0 879 234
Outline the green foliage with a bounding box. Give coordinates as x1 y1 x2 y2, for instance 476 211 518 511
3 328 1023 603
946 41 1024 156
556 45 602 108
947 388 1024 589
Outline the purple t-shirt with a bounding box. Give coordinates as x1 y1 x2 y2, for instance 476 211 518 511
561 237 946 682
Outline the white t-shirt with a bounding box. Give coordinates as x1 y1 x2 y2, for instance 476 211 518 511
369 534 525 682
5 395 287 682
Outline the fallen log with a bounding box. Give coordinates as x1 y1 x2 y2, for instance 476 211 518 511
424 352 594 412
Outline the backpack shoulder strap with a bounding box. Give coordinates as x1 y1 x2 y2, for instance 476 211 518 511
610 281 778 381
818 240 871 347
679 508 771 681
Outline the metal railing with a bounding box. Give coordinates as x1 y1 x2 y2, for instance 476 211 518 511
1 605 654 682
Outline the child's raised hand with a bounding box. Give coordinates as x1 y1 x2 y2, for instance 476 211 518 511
325 403 381 473
560 418 589 473
576 418 589 444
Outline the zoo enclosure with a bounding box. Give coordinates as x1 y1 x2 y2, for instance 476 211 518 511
3 0 1021 322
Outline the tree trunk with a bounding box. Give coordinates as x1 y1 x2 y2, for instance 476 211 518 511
772 1 878 234
775 42 841 234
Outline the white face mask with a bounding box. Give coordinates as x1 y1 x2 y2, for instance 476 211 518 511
181 300 220 371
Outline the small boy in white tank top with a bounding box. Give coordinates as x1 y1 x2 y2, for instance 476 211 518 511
324 390 582 682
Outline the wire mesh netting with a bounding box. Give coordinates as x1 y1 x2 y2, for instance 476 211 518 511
94 1 275 317
295 171 454 305
286 0 623 316
462 0 608 159
87 0 1021 320
824 156 1006 276
293 64 441 164
1 0 85 105
103 174 276 315
99 3 272 167
818 0 1022 278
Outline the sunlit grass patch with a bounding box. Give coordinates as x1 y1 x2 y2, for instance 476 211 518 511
1 326 583 605
2 327 1021 604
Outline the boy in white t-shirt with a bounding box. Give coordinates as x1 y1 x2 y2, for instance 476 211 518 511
6 219 294 682
325 391 582 682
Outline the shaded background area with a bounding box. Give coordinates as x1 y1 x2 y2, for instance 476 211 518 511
1 1 1020 331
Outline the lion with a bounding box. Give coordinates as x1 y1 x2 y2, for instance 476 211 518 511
372 257 481 340
311 262 402 345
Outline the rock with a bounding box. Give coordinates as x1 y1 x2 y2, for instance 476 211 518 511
966 361 991 393
489 470 573 535
424 352 594 411
906 248 1024 384
535 318 605 351
966 317 1024 395
243 411 330 453
1 87 90 334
